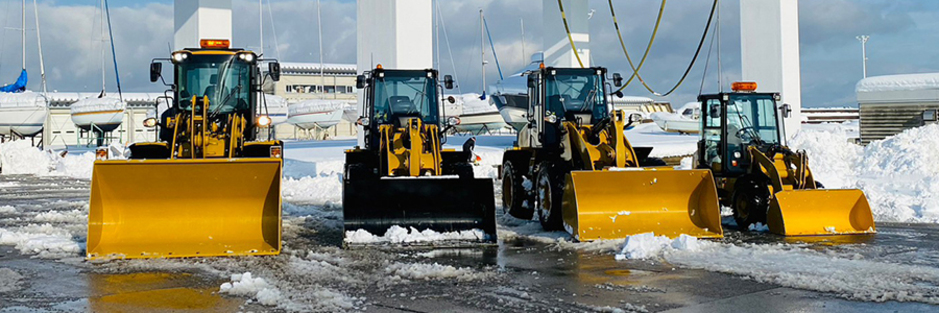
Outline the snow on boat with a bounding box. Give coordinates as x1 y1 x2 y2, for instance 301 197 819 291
0 91 47 137
69 96 124 132
651 102 700 134
287 100 344 130
447 93 507 133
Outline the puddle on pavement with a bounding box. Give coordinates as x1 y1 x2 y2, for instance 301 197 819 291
87 272 243 312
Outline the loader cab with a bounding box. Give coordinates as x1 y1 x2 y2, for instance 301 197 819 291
696 83 784 177
527 67 611 148
357 67 450 150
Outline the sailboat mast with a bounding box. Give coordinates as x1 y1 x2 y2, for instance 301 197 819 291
101 0 106 93
22 0 26 70
520 18 526 65
33 0 46 94
480 9 485 95
317 0 324 99
259 0 263 55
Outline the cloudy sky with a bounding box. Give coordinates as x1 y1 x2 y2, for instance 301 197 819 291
0 0 935 107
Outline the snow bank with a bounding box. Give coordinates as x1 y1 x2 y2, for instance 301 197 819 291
614 233 703 260
0 206 15 214
344 226 486 244
791 124 939 222
0 140 96 179
385 262 493 282
219 272 283 306
0 223 82 258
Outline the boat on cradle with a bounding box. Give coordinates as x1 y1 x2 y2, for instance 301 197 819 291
0 92 47 137
261 94 289 125
69 96 124 132
651 102 701 134
489 53 542 131
446 94 507 134
287 100 344 130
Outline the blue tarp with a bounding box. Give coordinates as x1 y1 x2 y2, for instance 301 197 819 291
0 69 27 93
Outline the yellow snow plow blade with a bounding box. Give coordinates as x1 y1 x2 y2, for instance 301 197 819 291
87 158 282 260
562 169 722 241
767 189 875 236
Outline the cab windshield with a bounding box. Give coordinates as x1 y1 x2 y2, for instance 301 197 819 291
176 54 251 114
545 69 608 122
372 71 439 125
726 94 780 146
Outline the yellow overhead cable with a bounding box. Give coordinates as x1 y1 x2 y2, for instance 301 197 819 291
610 0 666 93
612 0 719 96
557 0 585 68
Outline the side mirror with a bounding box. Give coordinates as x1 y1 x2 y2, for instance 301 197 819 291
444 75 454 90
780 103 792 119
149 62 162 83
447 96 456 104
356 75 367 89
628 113 643 124
355 116 370 126
614 91 624 98
268 62 281 82
612 73 623 87
527 75 536 89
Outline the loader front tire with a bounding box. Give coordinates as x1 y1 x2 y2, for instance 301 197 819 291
535 163 564 231
502 161 533 220
732 178 770 230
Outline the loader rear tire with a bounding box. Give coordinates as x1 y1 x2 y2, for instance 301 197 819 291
502 161 534 220
535 163 565 231
732 178 770 230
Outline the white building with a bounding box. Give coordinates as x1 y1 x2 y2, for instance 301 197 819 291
856 73 939 144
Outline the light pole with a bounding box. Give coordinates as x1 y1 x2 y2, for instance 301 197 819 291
856 35 870 78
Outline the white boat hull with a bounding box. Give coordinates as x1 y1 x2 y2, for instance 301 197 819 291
453 112 508 133
499 106 528 131
287 109 344 130
0 106 46 137
70 109 124 132
652 116 699 133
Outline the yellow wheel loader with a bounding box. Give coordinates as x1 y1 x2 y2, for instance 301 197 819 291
695 82 875 236
86 39 285 260
500 66 722 241
343 66 497 241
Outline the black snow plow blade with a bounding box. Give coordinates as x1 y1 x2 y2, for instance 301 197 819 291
343 177 497 242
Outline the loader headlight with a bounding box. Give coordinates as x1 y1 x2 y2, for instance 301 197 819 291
447 116 461 126
355 117 370 126
544 113 558 124
172 52 189 63
733 151 741 159
238 52 256 63
257 115 272 127
142 117 158 128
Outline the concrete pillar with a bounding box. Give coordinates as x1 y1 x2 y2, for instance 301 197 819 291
174 0 232 50
355 0 433 146
543 0 590 67
741 0 802 136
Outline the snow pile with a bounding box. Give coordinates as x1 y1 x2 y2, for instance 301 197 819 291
33 210 85 223
385 262 493 282
614 233 704 260
0 206 15 214
0 140 96 179
344 226 486 244
282 175 342 205
791 124 939 222
0 268 23 293
219 272 284 306
0 223 82 258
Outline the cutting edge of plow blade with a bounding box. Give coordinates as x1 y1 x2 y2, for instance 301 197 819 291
86 158 283 260
342 176 497 242
561 168 723 241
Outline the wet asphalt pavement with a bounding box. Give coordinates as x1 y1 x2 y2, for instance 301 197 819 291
1 174 938 312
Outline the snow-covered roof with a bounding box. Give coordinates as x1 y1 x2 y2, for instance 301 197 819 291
856 73 939 93
279 62 357 75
